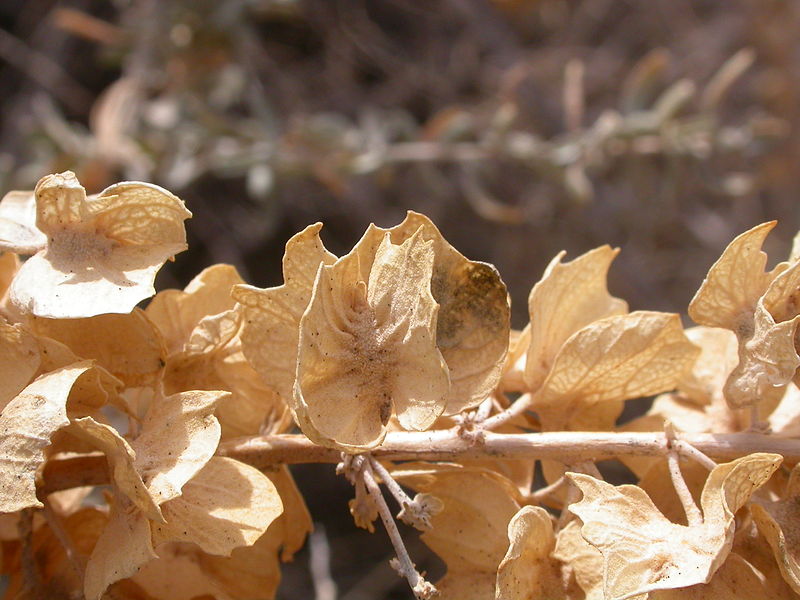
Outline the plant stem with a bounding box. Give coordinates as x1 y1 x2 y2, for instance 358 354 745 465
480 393 532 430
368 456 414 510
362 461 436 599
43 497 85 580
667 450 703 527
42 430 800 494
674 439 717 470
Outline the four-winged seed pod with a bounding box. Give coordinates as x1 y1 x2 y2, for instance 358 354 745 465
3 171 800 599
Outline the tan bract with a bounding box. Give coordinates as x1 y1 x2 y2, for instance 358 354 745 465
71 390 226 514
233 222 337 405
553 520 604 600
151 457 282 554
68 416 164 522
2 507 121 598
32 308 167 393
566 453 782 600
84 456 281 600
0 190 46 254
0 318 40 411
0 362 99 512
163 308 289 439
689 222 800 409
146 263 245 355
525 245 628 392
236 213 510 447
3 194 800 599
294 229 450 450
7 171 190 318
496 506 569 600
750 463 800 594
647 553 792 599
393 464 522 598
532 311 698 432
386 212 510 414
688 222 777 330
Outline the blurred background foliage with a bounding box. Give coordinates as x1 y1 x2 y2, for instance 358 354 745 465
1 0 799 597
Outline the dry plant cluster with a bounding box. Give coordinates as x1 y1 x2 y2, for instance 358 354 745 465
2 171 800 599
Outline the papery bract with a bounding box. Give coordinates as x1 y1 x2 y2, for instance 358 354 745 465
8 171 190 318
566 453 781 600
294 229 449 450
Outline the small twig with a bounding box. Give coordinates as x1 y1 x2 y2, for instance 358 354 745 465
558 473 583 530
574 460 603 480
564 59 585 132
701 48 755 111
475 395 495 422
480 393 532 430
43 497 85 581
368 456 442 531
368 457 413 509
667 450 703 527
748 404 771 434
665 424 703 527
362 461 437 599
18 508 42 598
525 475 567 509
673 439 717 471
309 523 337 600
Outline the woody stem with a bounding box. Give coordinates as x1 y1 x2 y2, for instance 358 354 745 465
667 450 703 527
367 456 414 511
41 430 800 494
362 460 436 598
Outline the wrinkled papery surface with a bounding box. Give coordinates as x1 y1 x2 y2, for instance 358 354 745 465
567 453 782 600
32 309 167 391
386 212 510 414
496 505 568 600
163 308 289 439
1 507 142 599
233 223 337 405
751 463 800 594
0 318 40 411
147 263 245 355
525 245 628 393
532 311 699 432
84 457 281 599
0 362 94 512
84 494 157 600
151 457 283 555
9 171 190 318
294 229 449 450
236 213 510 443
68 416 164 522
0 190 46 254
553 519 604 600
132 390 225 505
689 221 778 330
689 222 800 409
393 464 521 597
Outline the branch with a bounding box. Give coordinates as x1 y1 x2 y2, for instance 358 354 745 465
42 430 800 494
362 460 436 599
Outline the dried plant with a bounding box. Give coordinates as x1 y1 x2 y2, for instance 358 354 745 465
1 171 800 598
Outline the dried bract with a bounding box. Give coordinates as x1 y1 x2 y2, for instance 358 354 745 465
567 453 781 599
8 171 190 318
294 229 449 450
525 245 628 392
689 222 800 409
